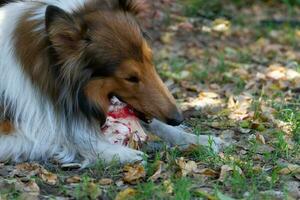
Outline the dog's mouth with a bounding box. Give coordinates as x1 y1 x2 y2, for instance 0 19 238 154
108 94 153 124
131 107 153 124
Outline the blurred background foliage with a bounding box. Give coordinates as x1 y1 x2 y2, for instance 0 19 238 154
181 0 300 18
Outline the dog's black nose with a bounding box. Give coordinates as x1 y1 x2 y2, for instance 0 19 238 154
166 110 184 126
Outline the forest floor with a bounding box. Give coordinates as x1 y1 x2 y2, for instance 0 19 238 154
1 0 300 199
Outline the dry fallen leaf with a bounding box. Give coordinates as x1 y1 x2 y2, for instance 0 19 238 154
182 91 222 111
16 180 40 194
194 189 217 200
161 32 175 44
178 22 194 31
15 163 40 171
115 188 137 200
279 164 300 175
266 65 286 80
163 180 174 194
212 18 231 33
14 163 58 185
99 178 113 185
176 157 198 177
39 168 58 185
148 161 164 182
197 168 219 178
123 164 146 183
256 133 266 144
228 94 253 120
264 64 300 91
65 176 81 184
15 163 41 177
219 165 243 182
84 182 102 199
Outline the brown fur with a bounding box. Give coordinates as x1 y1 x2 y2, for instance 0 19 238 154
14 5 58 100
0 120 15 135
0 102 14 135
13 0 182 126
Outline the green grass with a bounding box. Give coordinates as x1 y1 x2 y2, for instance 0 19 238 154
145 152 162 176
127 178 192 200
0 184 21 200
181 0 300 18
75 176 101 200
88 158 123 179
173 178 192 200
181 139 222 167
277 106 300 144
182 0 222 17
132 181 167 200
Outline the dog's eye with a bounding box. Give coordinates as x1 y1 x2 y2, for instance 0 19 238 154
125 76 139 83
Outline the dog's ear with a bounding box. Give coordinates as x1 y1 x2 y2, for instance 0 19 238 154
116 0 148 16
45 6 86 56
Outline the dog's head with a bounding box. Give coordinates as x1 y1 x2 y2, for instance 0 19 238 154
45 0 183 126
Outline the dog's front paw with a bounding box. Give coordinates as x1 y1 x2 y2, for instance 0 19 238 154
81 144 146 168
116 148 145 164
101 145 145 164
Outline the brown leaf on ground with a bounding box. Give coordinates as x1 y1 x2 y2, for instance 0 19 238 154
182 91 222 111
17 180 40 193
196 168 219 178
65 176 81 184
266 65 286 80
256 133 266 144
99 178 113 185
87 182 102 199
212 18 231 33
176 157 198 177
194 189 218 200
123 164 146 184
39 168 58 185
15 179 40 200
219 165 243 182
228 94 253 120
163 180 174 194
115 188 137 200
14 163 41 177
14 163 58 185
148 161 164 182
279 164 300 175
161 32 175 44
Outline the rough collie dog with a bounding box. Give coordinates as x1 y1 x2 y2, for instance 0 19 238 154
0 0 223 165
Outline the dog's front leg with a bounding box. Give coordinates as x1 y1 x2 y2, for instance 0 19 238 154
73 132 145 166
144 119 224 152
